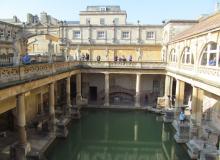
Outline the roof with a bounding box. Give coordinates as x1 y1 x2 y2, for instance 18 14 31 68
171 12 220 42
164 19 198 25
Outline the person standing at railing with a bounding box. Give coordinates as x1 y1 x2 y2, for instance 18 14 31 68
86 53 89 61
97 55 101 61
22 53 31 65
122 55 126 62
114 55 118 62
129 55 132 62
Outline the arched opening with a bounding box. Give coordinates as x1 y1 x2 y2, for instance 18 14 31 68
200 42 219 67
169 48 177 63
181 47 194 64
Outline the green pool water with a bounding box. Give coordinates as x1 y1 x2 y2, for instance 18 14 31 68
45 110 190 160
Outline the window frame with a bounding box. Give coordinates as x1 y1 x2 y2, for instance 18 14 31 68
121 31 130 39
73 30 81 39
100 18 105 25
200 42 219 67
146 31 156 40
181 47 194 65
97 31 106 39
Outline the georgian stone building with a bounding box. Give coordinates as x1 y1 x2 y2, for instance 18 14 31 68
0 21 21 66
0 5 220 160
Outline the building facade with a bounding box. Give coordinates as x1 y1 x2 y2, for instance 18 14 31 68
0 5 220 160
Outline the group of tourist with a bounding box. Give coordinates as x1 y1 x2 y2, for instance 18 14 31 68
114 55 132 62
80 53 90 61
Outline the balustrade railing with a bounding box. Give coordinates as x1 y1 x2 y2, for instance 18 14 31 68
197 66 220 77
80 60 166 69
1 60 220 88
0 61 166 87
0 55 13 67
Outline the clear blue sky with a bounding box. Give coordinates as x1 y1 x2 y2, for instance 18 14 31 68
0 0 218 24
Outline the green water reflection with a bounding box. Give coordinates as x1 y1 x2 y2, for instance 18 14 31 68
46 110 190 160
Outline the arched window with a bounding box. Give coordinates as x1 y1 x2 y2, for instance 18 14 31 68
181 47 194 64
169 49 177 63
200 42 219 67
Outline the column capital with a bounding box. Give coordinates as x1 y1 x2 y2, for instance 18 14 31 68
66 76 71 80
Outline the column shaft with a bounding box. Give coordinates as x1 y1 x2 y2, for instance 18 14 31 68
135 74 141 107
164 75 171 97
175 80 185 108
40 92 44 114
76 73 82 98
104 73 109 106
49 83 55 133
17 93 27 145
66 77 71 113
191 87 203 126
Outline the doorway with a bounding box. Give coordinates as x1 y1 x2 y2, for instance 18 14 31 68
89 86 97 101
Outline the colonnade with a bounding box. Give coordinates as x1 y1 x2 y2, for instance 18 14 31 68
15 73 82 159
102 73 141 107
164 75 204 136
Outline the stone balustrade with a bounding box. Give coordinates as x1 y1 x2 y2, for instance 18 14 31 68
197 66 220 78
167 63 220 85
0 61 166 87
80 61 166 69
1 60 220 88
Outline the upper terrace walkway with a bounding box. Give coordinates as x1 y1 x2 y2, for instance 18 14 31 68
0 61 166 87
0 60 220 100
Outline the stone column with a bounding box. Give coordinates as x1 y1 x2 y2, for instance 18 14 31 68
76 73 82 104
40 92 44 114
135 74 141 107
190 87 203 137
16 93 30 160
164 75 171 97
174 79 185 119
66 76 72 114
104 73 110 106
164 75 171 107
49 82 56 135
175 79 185 108
17 93 27 146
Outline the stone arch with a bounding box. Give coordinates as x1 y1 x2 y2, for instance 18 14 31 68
168 48 177 63
197 41 219 67
180 46 194 64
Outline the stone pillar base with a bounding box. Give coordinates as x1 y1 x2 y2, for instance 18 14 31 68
10 143 31 160
135 103 140 108
104 102 109 107
76 95 88 107
66 104 72 116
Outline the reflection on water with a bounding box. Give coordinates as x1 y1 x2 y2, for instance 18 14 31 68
46 110 190 160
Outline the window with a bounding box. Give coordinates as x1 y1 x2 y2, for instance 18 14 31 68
100 7 106 11
169 49 177 62
181 47 194 64
73 31 81 39
0 29 4 37
146 31 155 39
200 42 219 67
97 31 105 39
100 18 105 25
122 31 130 39
6 31 11 39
